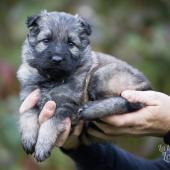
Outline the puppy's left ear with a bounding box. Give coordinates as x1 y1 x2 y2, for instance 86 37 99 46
75 14 92 36
26 15 40 28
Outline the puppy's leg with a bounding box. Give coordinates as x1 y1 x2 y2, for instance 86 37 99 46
78 97 142 120
34 116 65 162
19 108 39 154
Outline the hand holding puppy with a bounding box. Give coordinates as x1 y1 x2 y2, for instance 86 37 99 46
87 90 170 139
20 89 170 152
20 89 84 150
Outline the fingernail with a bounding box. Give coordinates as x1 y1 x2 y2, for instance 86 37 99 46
46 101 56 111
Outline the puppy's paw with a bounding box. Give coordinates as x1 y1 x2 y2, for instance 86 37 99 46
78 102 97 120
21 134 37 154
34 142 52 162
34 117 65 162
20 110 39 154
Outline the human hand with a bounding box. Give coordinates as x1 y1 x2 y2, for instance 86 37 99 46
19 89 84 151
87 90 170 138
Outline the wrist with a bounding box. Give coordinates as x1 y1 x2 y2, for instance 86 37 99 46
163 130 170 145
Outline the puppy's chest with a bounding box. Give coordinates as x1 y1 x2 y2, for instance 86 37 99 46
37 77 85 111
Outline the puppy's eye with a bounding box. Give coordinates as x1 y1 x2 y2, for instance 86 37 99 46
40 38 50 44
68 42 75 47
68 39 76 47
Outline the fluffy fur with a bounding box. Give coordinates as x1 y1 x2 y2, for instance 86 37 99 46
17 10 151 162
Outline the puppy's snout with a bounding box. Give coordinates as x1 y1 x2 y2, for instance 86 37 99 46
52 56 63 63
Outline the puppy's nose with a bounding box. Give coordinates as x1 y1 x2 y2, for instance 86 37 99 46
52 56 63 63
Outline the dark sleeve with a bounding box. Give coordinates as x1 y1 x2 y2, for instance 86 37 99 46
62 143 170 170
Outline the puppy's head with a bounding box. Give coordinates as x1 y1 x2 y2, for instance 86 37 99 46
24 10 92 79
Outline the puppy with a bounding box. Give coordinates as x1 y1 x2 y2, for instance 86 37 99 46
17 10 151 162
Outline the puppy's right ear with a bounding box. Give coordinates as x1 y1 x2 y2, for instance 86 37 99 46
26 15 40 28
26 15 40 46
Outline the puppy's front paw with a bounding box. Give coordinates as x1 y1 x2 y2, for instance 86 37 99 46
20 111 39 154
34 142 52 162
34 117 65 162
21 134 37 154
78 102 97 120
78 100 109 120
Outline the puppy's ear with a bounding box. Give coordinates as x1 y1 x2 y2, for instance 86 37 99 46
26 15 40 46
75 15 92 36
26 15 40 28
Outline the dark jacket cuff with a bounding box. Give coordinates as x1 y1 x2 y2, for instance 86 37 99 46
164 131 170 145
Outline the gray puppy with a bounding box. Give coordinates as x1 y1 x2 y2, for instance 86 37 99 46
17 10 151 162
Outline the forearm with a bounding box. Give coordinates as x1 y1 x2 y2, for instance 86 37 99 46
62 143 115 170
62 143 170 170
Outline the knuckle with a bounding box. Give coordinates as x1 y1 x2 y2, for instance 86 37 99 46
128 95 138 103
102 128 111 135
113 119 125 127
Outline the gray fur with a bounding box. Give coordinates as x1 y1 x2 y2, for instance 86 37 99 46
17 11 151 162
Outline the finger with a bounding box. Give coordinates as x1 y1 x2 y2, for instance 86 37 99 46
88 124 145 137
92 121 119 135
101 108 150 127
73 120 84 136
39 101 56 125
56 118 71 147
121 90 160 106
19 89 40 114
87 127 118 140
92 121 139 136
61 121 84 149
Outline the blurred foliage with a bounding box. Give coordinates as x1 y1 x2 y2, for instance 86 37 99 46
0 0 170 169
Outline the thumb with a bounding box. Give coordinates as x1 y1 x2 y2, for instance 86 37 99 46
121 90 159 106
55 118 71 147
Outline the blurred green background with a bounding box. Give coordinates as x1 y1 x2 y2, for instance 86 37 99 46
0 0 170 170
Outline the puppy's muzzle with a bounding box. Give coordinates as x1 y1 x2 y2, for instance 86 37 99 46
52 56 63 64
